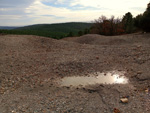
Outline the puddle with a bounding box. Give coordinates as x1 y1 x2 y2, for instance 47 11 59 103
60 71 128 87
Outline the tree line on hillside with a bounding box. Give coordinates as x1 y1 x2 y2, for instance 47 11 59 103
0 28 90 39
0 23 91 39
90 2 150 36
0 29 66 39
67 28 90 37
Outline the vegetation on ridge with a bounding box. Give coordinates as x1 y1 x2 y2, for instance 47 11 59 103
0 22 91 39
90 2 150 36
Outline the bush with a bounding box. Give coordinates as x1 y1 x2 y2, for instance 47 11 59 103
90 15 125 36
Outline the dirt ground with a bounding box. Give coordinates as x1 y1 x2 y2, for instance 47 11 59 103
0 33 150 113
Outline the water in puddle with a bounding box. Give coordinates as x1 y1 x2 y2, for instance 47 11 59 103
60 71 128 87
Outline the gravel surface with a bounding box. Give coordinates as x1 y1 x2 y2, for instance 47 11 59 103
0 33 150 113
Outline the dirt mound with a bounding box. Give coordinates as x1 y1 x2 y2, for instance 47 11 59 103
0 34 150 113
62 34 129 45
62 33 150 46
62 34 105 44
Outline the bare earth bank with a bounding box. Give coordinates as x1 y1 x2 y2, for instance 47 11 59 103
0 33 150 113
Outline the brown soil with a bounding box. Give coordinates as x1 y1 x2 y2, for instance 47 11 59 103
0 33 150 113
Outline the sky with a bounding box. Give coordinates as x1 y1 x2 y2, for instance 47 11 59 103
0 0 149 26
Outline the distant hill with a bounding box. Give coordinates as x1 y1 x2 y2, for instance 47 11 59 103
0 22 92 39
10 22 92 39
17 22 92 31
0 26 19 30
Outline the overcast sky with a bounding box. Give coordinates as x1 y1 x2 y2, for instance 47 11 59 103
0 0 149 26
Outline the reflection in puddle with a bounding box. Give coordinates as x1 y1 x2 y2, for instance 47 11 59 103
60 71 128 87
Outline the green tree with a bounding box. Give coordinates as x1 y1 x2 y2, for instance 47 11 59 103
134 14 143 29
78 31 83 36
122 12 134 33
141 2 150 32
67 31 73 37
84 28 89 34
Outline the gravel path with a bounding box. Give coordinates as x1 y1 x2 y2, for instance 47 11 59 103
0 33 150 113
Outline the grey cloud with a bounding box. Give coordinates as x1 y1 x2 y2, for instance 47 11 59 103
0 8 28 15
0 0 35 16
0 16 35 26
0 0 34 8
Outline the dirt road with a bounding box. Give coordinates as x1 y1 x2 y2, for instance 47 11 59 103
0 33 150 113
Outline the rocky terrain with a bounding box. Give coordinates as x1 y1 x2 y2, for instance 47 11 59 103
0 33 150 113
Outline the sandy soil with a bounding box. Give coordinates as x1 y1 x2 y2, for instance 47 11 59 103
0 33 150 113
